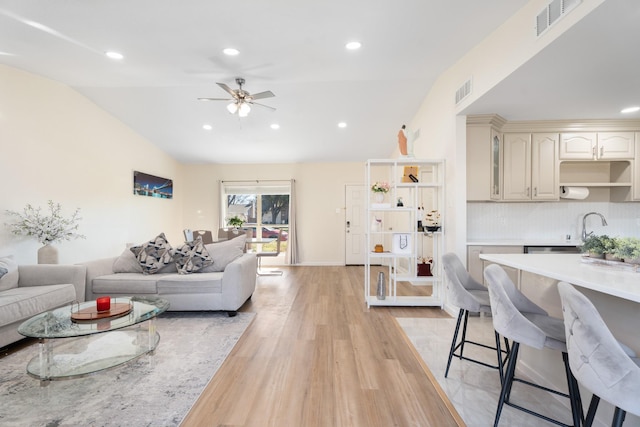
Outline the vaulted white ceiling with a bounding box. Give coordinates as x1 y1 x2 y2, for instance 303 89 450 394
1 0 636 164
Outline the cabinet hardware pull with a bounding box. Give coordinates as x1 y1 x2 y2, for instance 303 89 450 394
600 146 604 157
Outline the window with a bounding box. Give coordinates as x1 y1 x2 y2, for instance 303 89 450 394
221 181 290 251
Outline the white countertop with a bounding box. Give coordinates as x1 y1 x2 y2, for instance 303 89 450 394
479 253 640 303
468 240 582 246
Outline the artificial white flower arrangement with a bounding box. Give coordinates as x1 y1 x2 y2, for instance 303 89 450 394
5 200 85 245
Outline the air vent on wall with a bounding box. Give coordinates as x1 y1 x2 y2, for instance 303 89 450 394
455 78 472 105
536 0 582 37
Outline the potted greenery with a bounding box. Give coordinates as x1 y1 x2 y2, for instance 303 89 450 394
371 181 390 203
579 234 606 258
226 214 245 229
600 235 621 261
612 237 640 264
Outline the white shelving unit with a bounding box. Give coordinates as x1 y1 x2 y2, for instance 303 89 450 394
364 159 445 307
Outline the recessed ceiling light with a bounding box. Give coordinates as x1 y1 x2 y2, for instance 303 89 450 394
270 124 280 130
223 48 239 56
202 124 213 130
345 41 362 50
621 106 640 114
338 122 347 128
105 51 124 60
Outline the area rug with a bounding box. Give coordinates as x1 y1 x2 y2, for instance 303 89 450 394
396 316 578 427
0 311 255 427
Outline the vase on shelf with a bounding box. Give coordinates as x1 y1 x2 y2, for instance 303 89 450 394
373 192 385 203
38 244 58 264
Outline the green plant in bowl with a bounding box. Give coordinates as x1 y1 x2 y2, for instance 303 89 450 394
612 237 640 264
579 234 607 258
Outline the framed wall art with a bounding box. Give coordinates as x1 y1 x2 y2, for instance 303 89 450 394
133 171 173 199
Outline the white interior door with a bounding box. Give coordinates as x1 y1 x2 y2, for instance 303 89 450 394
345 184 365 265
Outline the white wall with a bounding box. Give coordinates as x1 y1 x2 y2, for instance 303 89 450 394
0 65 183 264
179 162 364 265
404 0 605 257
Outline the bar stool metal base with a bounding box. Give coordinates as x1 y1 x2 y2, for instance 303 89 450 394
493 341 582 427
445 308 509 380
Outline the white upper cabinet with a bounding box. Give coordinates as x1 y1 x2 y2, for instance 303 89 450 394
503 133 558 201
560 132 635 160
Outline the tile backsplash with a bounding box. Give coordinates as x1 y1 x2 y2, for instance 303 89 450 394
467 202 640 241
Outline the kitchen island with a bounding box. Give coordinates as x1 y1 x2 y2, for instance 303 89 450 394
479 253 640 426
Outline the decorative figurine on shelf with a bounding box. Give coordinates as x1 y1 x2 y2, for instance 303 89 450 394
397 124 419 158
397 197 403 207
424 210 441 232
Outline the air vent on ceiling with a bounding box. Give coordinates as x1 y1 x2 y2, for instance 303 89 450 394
535 0 582 37
455 78 472 105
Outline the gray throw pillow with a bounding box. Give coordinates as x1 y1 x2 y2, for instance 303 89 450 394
113 245 144 273
200 235 246 272
173 236 214 274
0 256 19 292
130 233 174 275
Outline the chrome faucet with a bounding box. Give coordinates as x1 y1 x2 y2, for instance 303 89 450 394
581 212 608 241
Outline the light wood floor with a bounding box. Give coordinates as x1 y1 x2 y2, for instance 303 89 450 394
181 266 464 427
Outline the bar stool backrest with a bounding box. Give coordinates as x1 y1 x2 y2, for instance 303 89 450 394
484 263 549 350
558 282 640 417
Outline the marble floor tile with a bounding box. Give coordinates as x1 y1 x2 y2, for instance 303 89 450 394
397 316 607 427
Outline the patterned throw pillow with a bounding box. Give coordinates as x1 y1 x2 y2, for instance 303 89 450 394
0 256 19 292
173 236 213 274
130 233 174 275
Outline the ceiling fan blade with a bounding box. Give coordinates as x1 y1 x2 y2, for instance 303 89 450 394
216 82 237 97
249 90 275 100
251 101 276 111
197 97 233 101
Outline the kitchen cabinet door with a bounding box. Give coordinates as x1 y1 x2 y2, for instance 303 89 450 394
598 132 635 159
531 133 559 200
502 133 531 200
560 133 596 159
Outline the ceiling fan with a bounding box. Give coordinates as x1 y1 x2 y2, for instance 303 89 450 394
198 77 275 117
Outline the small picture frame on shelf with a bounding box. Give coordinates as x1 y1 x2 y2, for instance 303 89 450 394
401 166 419 183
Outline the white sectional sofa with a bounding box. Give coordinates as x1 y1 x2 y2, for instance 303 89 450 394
0 257 86 348
81 235 257 316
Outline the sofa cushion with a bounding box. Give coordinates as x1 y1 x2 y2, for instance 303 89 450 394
173 236 213 274
92 273 160 295
157 272 223 294
130 233 174 275
201 235 246 273
0 284 76 328
0 257 19 292
113 246 143 273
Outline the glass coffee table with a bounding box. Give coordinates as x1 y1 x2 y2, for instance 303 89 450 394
18 296 169 382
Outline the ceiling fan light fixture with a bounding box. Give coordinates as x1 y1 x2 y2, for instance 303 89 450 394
227 102 239 114
238 102 251 117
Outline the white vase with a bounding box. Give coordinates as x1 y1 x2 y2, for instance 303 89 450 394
38 244 59 264
374 192 385 203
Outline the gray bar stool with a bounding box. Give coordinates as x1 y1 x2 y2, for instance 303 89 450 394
558 282 640 427
484 264 582 427
442 253 509 380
